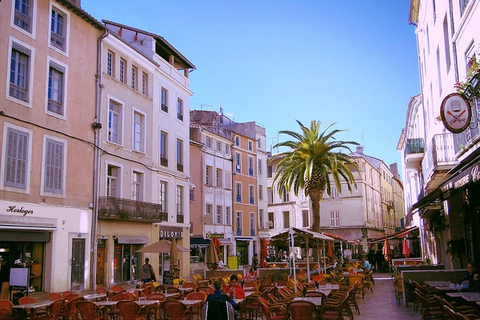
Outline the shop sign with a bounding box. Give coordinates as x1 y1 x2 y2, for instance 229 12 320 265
206 232 224 239
6 205 33 216
158 226 184 238
440 159 480 199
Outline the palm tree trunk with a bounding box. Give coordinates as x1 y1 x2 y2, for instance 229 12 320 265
311 193 321 232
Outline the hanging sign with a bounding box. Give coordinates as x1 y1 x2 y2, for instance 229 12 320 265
440 93 471 133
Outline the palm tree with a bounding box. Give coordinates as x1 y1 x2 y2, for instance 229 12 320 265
269 120 358 232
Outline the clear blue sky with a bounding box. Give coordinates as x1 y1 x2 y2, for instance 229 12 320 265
83 1 419 177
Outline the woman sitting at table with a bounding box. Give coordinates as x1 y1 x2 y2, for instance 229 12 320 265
459 262 480 292
223 275 245 299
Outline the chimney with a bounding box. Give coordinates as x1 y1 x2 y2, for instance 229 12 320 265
356 146 364 154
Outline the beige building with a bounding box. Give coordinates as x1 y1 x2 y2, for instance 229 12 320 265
0 0 104 293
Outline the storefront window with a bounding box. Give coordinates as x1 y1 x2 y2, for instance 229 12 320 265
113 240 142 283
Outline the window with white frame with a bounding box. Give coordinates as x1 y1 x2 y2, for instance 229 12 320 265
176 185 183 215
258 159 262 174
14 0 33 33
250 213 255 235
267 187 273 204
259 209 264 229
160 131 167 166
205 137 211 148
282 189 289 202
302 210 309 227
249 185 254 204
283 211 290 229
216 205 222 224
216 168 222 187
225 143 230 154
248 156 254 176
235 136 240 146
107 165 119 197
205 165 212 186
235 152 241 173
119 58 126 83
142 72 147 95
107 51 114 77
47 61 65 115
258 185 263 200
206 204 212 223
236 212 242 234
131 65 138 90
216 140 222 151
108 99 122 144
50 7 66 51
133 111 144 152
268 212 274 229
43 137 64 194
248 140 253 151
161 87 168 112
9 42 31 102
159 181 167 212
132 171 143 201
225 207 231 225
4 127 29 189
177 98 183 121
330 210 340 227
235 182 241 202
176 139 183 172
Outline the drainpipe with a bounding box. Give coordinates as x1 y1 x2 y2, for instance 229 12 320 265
91 28 109 290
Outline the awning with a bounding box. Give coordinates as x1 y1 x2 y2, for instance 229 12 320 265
412 188 441 209
190 237 209 248
439 154 480 200
270 227 334 247
368 226 419 243
219 239 233 246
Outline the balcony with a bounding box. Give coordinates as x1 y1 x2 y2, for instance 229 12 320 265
421 133 457 192
98 196 168 222
404 138 424 169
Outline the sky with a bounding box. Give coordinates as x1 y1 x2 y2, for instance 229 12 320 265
82 1 420 178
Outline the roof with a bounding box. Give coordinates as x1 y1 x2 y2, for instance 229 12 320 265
57 0 104 30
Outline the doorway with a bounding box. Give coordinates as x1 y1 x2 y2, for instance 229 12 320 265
71 238 85 290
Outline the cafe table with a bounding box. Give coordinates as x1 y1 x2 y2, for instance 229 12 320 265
309 284 340 296
447 292 480 302
424 281 451 287
292 297 323 306
12 301 52 320
83 293 107 301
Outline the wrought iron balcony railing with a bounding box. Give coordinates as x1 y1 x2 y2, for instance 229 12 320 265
98 196 168 222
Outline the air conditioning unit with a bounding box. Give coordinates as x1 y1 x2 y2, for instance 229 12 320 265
203 215 211 224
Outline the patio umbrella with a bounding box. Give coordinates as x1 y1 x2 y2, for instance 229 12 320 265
136 239 188 253
206 238 220 271
327 241 335 259
382 237 392 261
402 238 411 258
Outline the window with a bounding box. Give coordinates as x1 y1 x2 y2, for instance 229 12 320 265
47 61 65 115
330 210 340 227
330 187 338 199
250 213 255 236
258 159 262 174
216 140 222 151
235 182 241 202
108 100 122 144
176 185 183 215
205 165 212 186
132 171 143 201
268 212 274 229
258 185 263 200
9 43 31 102
216 168 222 187
248 156 254 176
226 207 231 225
259 209 264 229
283 211 290 229
142 72 147 95
50 8 66 51
236 212 242 235
282 189 289 202
161 87 168 112
119 58 126 83
248 140 253 151
235 152 241 173
249 185 254 204
131 65 138 90
216 205 222 224
177 98 183 121
443 16 451 72
44 138 64 194
235 136 240 146
257 138 261 149
107 51 114 77
14 0 32 33
176 139 183 172
205 137 211 148
160 131 168 166
267 165 272 178
4 127 29 189
159 181 167 212
133 111 144 152
107 165 119 197
267 187 273 204
225 143 230 154
302 210 309 227
206 204 213 223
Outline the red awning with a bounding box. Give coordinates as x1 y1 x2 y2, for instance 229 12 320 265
368 226 419 244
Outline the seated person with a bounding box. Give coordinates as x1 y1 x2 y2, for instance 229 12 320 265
223 274 246 299
218 254 225 269
205 281 238 320
360 257 372 271
459 262 480 292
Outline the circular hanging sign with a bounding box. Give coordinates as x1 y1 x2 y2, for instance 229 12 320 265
440 93 472 133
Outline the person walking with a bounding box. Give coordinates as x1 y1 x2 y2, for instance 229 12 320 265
141 258 156 283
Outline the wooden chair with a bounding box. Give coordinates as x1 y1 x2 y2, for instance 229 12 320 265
163 300 190 320
146 293 165 301
287 300 316 320
117 301 146 320
0 300 14 320
109 293 131 302
18 297 37 305
96 288 107 294
76 301 106 320
363 271 374 293
111 285 125 293
63 294 80 302
64 296 85 320
348 275 365 299
45 299 67 320
319 292 349 320
196 287 214 296
393 276 403 304
49 293 64 301
258 296 287 320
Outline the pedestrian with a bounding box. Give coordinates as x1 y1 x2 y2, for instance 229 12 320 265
375 249 384 272
459 262 480 292
252 253 259 275
141 258 156 283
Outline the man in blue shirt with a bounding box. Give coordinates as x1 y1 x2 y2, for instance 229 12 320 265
360 257 371 271
205 280 239 319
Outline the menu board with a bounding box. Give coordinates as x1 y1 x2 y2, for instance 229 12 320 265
9 268 29 290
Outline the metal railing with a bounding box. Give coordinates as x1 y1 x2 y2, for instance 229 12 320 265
98 196 168 222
